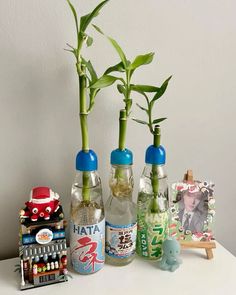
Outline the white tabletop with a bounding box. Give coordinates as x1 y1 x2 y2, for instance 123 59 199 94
1 242 235 295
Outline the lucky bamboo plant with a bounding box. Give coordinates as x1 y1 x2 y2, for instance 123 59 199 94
132 76 171 212
91 25 155 151
90 26 157 194
66 0 109 202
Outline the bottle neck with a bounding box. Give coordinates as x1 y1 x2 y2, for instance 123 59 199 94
143 164 166 179
74 170 101 188
109 164 134 199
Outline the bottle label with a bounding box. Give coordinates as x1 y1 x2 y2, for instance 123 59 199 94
105 221 137 259
137 211 168 259
70 218 105 274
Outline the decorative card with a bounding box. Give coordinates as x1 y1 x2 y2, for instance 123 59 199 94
169 179 215 242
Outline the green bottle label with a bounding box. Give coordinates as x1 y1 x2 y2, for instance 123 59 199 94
137 211 168 259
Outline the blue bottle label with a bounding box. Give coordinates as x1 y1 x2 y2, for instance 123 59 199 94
105 221 137 259
70 218 105 274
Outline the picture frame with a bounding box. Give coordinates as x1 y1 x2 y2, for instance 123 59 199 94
169 170 216 259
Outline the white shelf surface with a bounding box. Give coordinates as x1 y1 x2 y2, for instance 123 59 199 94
0 242 235 295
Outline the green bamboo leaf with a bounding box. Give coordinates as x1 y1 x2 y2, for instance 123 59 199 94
117 84 125 94
125 99 132 115
129 52 154 70
152 76 172 102
64 48 76 55
108 37 128 68
93 24 128 68
80 0 109 32
132 118 149 125
130 87 149 105
82 58 97 83
136 103 148 112
67 0 79 37
131 84 159 92
87 88 100 113
80 13 90 31
86 36 93 47
104 61 125 75
92 24 104 34
152 118 167 124
90 75 120 88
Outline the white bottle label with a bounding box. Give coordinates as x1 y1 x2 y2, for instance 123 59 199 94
70 218 105 274
105 221 137 259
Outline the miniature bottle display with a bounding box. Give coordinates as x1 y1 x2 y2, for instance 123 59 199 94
18 187 68 290
70 150 105 274
136 127 169 260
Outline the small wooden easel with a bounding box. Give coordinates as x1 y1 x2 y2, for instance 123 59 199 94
180 240 216 259
180 170 216 259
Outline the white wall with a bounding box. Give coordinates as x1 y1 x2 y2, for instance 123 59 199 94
0 0 235 259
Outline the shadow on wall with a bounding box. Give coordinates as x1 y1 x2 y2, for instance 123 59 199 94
0 43 79 259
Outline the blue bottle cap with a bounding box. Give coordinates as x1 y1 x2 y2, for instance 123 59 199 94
110 148 133 165
76 149 98 171
145 145 166 165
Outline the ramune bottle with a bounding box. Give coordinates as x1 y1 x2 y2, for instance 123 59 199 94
105 149 137 265
70 150 105 274
136 126 169 260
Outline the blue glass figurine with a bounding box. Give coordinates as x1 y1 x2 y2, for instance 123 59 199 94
159 237 182 272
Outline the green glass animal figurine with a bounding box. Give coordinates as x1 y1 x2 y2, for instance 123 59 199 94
158 237 182 272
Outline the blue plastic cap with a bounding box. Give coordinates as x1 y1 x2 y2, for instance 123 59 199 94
76 149 98 171
145 145 166 165
110 148 133 165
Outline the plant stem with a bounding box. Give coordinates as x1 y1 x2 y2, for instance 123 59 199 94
115 110 127 182
150 126 161 213
119 109 127 150
78 65 91 202
153 125 161 147
125 71 131 115
148 103 154 134
82 171 90 202
150 164 159 213
79 65 89 151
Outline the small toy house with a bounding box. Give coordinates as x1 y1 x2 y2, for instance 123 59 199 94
18 187 68 290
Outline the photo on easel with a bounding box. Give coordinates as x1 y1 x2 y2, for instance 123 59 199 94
169 176 215 242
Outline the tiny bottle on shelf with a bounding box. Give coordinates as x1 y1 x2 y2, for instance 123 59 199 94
136 126 169 260
70 150 105 274
105 147 137 266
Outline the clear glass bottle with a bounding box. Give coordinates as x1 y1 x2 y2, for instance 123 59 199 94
70 150 105 274
136 133 169 260
105 150 137 266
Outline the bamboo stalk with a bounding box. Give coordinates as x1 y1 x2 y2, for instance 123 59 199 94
150 126 161 213
79 65 89 152
119 109 127 151
82 171 90 202
79 66 91 201
153 125 161 147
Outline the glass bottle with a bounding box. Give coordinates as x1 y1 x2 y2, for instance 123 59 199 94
105 149 137 266
136 127 169 260
70 150 105 274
